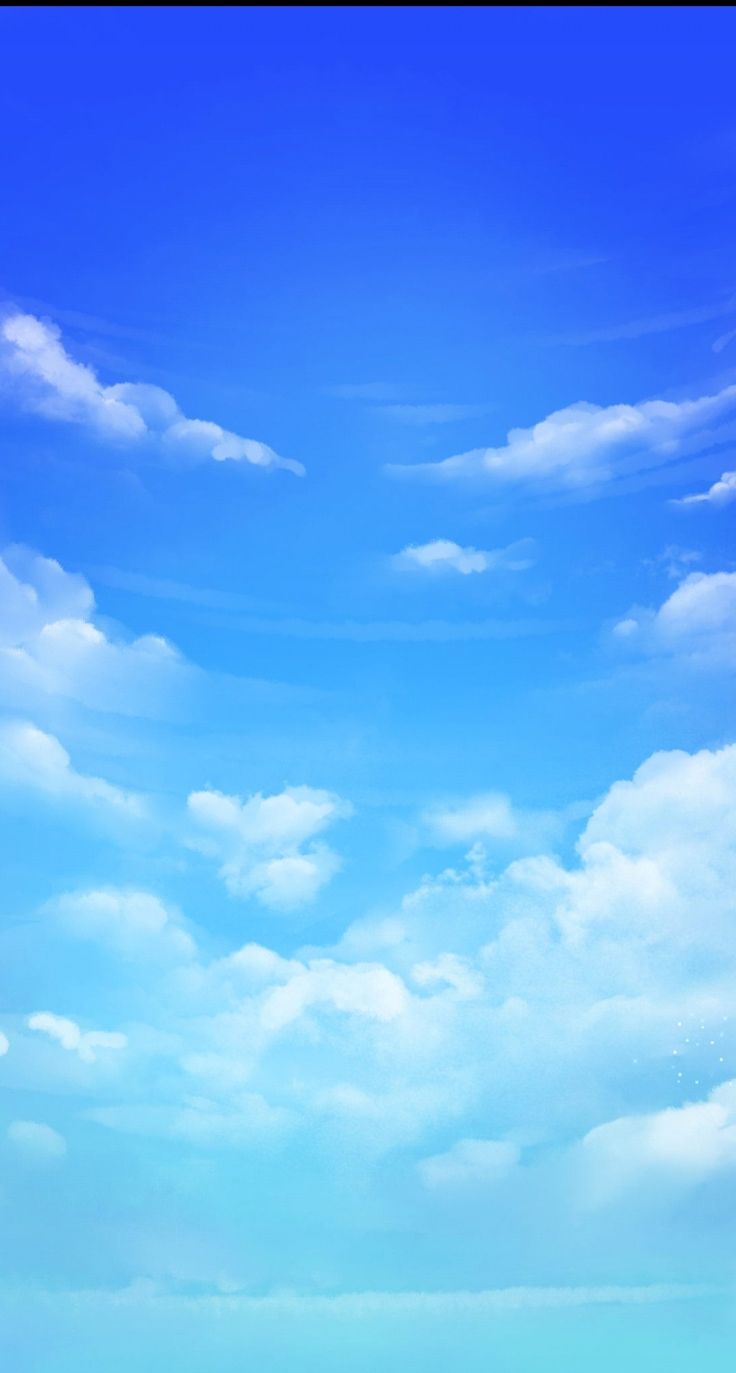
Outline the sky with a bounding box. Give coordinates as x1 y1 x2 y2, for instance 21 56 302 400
1 6 736 1369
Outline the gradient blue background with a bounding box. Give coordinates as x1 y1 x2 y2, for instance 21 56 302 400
1 7 735 1369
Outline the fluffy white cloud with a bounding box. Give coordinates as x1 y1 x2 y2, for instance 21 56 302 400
505 743 736 954
187 785 352 909
674 470 736 507
0 720 143 817
393 538 535 576
388 384 736 492
0 546 187 716
27 1011 127 1063
580 1079 736 1199
7 1119 67 1158
0 1031 8 1056
259 957 410 1031
47 887 196 962
613 570 736 665
419 1137 520 1188
0 312 303 474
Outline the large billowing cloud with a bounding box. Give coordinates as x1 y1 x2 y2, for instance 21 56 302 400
0 312 303 474
387 385 736 493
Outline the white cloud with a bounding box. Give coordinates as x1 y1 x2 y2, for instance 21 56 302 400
506 742 736 953
423 793 519 842
259 958 410 1031
47 887 196 962
580 1079 736 1199
419 1137 520 1188
673 469 736 507
0 720 144 817
0 546 187 716
421 793 560 857
612 570 736 665
393 538 535 576
187 785 352 909
387 383 736 492
0 312 303 474
27 1011 127 1063
7 1119 67 1158
0 1031 8 1056
411 953 484 1000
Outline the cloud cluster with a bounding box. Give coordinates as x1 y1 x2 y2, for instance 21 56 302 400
0 312 302 474
388 384 736 493
187 785 352 909
7 739 733 1173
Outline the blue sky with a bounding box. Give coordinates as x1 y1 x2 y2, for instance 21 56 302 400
1 7 736 1369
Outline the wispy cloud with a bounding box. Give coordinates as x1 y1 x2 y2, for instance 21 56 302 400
0 312 303 474
547 295 736 346
27 1011 126 1063
39 1281 724 1314
393 537 535 576
377 403 489 425
196 612 570 643
326 382 401 402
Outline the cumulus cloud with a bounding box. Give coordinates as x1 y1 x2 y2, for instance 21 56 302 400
673 469 736 507
0 312 303 474
27 1011 127 1063
0 546 188 716
0 720 144 818
612 570 736 666
392 537 535 576
187 785 352 909
580 1079 736 1200
387 384 736 493
7 1119 67 1158
47 887 196 962
419 1137 520 1188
